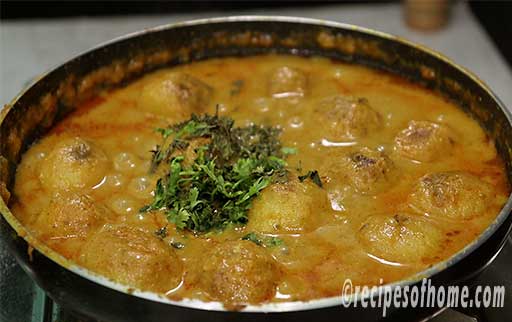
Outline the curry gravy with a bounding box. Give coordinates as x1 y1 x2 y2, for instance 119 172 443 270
11 55 509 305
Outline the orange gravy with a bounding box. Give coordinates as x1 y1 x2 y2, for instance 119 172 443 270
11 55 509 304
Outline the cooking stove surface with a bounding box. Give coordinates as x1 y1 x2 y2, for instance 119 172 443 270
1 236 511 322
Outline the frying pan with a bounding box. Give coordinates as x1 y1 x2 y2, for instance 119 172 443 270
1 17 511 322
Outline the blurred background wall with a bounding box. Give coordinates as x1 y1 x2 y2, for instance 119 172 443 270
1 1 511 67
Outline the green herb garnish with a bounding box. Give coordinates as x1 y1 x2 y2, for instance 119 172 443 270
154 226 168 239
142 112 291 233
281 147 298 155
242 232 284 248
298 170 323 188
170 241 185 249
230 79 244 96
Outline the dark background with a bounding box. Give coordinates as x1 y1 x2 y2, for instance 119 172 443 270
1 1 511 68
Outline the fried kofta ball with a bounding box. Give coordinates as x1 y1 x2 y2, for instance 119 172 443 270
315 96 382 140
358 213 443 263
334 147 395 195
198 240 280 304
268 66 308 98
79 224 183 293
39 137 109 192
247 179 329 234
394 120 455 162
139 73 212 118
408 171 493 220
32 193 110 255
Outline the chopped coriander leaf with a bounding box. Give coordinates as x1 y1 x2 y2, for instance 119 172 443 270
155 226 168 239
296 160 303 173
281 147 298 155
143 113 292 233
230 79 244 96
267 236 284 247
242 232 262 245
298 170 323 188
170 241 185 249
242 232 284 248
